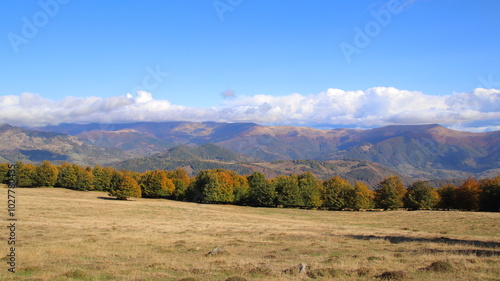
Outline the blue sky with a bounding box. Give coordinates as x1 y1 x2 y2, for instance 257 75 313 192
0 0 499 130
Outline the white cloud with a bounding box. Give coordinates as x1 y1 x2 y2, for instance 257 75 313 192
0 88 499 131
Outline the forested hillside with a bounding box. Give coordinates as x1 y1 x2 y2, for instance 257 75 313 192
109 144 408 186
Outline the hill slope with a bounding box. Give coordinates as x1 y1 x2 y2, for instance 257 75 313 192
0 124 129 165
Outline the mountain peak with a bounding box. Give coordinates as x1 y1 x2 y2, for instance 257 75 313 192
0 124 17 133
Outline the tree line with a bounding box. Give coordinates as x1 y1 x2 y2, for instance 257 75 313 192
1 161 499 212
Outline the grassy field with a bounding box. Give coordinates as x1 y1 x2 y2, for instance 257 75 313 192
0 187 499 280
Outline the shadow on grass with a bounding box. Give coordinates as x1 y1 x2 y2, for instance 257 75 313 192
416 248 500 257
345 235 500 256
97 196 119 200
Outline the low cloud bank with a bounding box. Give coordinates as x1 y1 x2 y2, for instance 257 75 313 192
0 87 498 131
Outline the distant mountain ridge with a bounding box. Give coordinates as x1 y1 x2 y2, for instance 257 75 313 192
20 121 500 180
0 124 130 165
109 143 407 187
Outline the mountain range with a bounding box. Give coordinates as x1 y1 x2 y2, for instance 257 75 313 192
108 143 408 186
0 121 497 183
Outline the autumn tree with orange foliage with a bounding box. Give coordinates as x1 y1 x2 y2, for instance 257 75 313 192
109 170 141 200
16 162 37 187
199 169 236 203
140 169 175 198
166 168 192 200
353 182 375 210
454 177 481 210
3 159 499 212
322 175 354 210
35 160 58 187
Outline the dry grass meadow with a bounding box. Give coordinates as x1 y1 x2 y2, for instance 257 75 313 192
0 187 499 280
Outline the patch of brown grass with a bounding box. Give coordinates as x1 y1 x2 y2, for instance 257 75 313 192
0 188 498 280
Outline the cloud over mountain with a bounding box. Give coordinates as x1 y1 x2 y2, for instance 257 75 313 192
0 88 498 131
